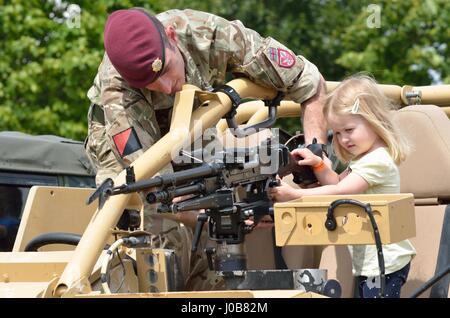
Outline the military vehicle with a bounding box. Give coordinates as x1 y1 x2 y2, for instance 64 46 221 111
0 79 449 298
0 132 96 252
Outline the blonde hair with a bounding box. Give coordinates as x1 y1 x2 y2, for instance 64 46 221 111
324 74 410 165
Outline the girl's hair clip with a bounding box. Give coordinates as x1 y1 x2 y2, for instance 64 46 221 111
350 98 360 114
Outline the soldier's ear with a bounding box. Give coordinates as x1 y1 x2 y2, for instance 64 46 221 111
165 25 178 43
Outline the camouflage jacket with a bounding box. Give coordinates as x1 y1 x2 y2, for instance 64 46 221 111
87 8 321 171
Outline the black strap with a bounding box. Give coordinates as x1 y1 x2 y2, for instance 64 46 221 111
213 85 242 119
264 91 285 108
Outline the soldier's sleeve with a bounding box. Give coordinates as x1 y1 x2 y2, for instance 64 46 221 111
221 19 321 104
99 54 162 168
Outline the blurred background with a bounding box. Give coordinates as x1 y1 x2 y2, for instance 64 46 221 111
1 0 449 140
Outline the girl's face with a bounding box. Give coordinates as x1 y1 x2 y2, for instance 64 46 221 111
328 113 384 158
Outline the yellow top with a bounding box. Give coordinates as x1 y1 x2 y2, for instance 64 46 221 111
348 147 416 277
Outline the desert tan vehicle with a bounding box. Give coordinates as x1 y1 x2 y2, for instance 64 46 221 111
0 79 449 298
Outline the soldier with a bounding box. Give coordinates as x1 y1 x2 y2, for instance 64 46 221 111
85 8 328 291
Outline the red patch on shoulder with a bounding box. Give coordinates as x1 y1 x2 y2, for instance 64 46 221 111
112 127 142 158
277 48 295 68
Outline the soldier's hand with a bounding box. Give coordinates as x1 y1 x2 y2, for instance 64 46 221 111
172 194 203 230
268 178 303 202
153 194 202 230
244 215 274 229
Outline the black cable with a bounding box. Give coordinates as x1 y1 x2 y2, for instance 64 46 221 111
25 232 82 252
326 199 385 298
25 232 110 251
409 263 450 298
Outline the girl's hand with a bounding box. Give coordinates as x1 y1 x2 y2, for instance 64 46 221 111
268 179 303 202
291 148 322 167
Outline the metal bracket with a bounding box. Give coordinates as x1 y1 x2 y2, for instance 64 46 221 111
215 85 284 138
405 90 422 105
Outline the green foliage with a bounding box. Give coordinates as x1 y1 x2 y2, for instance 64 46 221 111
0 0 166 140
336 0 450 85
1 0 448 139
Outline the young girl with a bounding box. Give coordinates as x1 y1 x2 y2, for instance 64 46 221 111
269 74 416 298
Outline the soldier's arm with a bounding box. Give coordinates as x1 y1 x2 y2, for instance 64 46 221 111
159 211 199 231
218 19 327 144
300 74 327 144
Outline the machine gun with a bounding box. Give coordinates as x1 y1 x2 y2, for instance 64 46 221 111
88 137 291 273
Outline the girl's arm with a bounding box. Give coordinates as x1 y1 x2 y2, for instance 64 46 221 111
270 172 369 202
338 167 351 181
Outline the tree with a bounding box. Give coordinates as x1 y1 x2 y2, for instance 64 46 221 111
336 0 450 85
0 0 165 140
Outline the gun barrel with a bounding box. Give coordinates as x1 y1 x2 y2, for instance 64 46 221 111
118 162 225 193
146 183 206 204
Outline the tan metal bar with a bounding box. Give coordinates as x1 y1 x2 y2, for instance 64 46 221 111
327 81 450 107
326 81 403 104
412 85 450 106
169 84 197 132
55 78 276 296
216 100 265 132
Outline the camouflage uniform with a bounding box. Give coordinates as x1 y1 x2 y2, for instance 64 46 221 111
85 9 321 291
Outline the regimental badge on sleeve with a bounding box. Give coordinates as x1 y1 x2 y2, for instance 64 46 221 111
277 48 295 68
112 127 143 158
267 47 296 69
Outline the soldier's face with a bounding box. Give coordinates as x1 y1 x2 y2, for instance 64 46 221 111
146 45 185 95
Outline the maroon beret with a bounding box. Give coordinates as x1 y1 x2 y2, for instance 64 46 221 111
104 9 165 88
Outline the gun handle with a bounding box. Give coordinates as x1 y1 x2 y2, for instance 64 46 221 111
191 213 208 252
292 139 324 185
292 170 311 185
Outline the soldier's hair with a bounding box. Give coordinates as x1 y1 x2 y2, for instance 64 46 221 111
323 73 410 165
132 8 176 52
152 16 176 52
